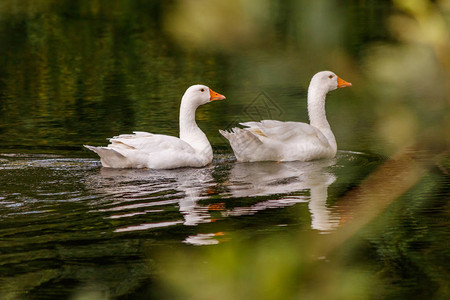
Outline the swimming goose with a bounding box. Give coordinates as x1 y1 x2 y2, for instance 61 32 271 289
219 71 351 162
85 85 225 169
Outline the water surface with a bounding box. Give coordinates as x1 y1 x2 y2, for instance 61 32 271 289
0 151 384 298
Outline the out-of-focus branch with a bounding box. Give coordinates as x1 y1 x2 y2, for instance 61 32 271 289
316 145 447 257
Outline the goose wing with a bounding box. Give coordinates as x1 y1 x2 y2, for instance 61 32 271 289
240 120 330 147
108 131 196 154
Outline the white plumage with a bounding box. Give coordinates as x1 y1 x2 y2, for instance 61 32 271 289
220 71 351 162
85 85 225 169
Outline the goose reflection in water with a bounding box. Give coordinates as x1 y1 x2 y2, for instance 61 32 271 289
93 166 216 227
87 157 341 245
87 166 226 245
222 159 340 232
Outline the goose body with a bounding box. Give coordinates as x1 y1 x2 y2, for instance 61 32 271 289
220 71 351 162
85 85 225 169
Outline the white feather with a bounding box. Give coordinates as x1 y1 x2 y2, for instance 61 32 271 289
85 85 225 169
220 71 351 162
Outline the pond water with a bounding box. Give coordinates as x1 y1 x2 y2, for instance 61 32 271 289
0 150 385 298
0 1 448 299
0 151 380 237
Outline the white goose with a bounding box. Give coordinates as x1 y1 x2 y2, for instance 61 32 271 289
85 85 225 169
220 71 351 162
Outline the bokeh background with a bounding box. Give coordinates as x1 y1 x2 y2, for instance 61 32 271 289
0 0 448 299
0 0 447 156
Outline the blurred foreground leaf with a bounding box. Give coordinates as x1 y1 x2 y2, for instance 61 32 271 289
157 1 449 299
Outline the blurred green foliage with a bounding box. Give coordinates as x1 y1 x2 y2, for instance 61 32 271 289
0 0 448 299
157 0 449 299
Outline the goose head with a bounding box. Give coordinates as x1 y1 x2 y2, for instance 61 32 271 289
310 71 352 94
183 84 226 107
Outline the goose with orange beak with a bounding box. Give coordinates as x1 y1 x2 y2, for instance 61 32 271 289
85 85 225 169
220 71 351 162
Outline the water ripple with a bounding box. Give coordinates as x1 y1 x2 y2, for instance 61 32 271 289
0 151 385 238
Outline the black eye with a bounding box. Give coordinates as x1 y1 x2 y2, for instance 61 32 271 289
328 75 334 79
200 88 205 92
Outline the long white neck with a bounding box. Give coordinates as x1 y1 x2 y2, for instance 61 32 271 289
179 97 212 158
307 83 337 151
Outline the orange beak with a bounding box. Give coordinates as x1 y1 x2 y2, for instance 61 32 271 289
209 88 226 101
337 76 352 88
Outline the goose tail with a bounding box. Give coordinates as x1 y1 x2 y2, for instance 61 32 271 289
219 128 262 162
84 145 130 168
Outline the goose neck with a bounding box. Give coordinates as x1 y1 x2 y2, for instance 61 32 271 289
307 84 337 154
179 100 199 139
179 98 212 158
307 86 329 129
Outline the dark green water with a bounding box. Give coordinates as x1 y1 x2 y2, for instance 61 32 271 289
0 1 448 299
